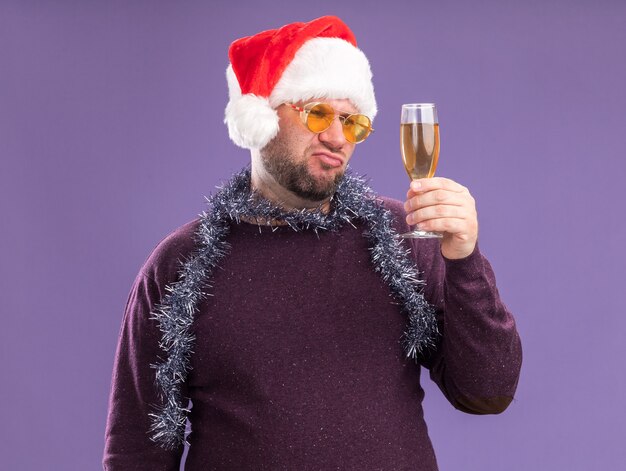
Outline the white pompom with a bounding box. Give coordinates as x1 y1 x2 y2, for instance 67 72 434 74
224 94 279 150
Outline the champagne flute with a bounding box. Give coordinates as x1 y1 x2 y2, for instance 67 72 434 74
399 103 443 239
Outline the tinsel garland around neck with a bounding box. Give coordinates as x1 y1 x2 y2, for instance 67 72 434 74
148 166 439 449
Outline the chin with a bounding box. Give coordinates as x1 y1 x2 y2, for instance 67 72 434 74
302 169 345 200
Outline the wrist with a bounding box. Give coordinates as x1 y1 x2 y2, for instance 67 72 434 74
441 240 477 260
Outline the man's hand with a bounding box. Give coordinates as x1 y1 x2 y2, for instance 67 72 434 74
404 177 478 260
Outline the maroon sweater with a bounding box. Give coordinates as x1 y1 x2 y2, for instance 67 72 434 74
103 198 522 470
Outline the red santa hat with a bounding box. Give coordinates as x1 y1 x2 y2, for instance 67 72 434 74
224 16 377 149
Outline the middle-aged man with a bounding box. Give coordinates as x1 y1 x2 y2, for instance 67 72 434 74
104 15 522 470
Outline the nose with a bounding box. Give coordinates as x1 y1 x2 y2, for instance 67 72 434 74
317 115 348 150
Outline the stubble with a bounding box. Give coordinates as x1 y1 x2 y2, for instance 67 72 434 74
260 133 345 202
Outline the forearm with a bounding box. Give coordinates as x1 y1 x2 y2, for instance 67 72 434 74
104 349 184 470
425 246 522 414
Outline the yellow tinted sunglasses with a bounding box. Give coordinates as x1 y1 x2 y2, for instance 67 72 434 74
285 102 374 144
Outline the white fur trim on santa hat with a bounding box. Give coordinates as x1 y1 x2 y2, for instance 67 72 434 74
224 37 376 150
270 37 377 119
224 65 280 149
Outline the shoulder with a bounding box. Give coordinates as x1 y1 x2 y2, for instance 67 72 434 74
376 195 410 234
374 194 442 270
139 217 203 285
377 195 405 215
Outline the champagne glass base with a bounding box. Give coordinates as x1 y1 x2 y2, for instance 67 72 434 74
399 229 443 239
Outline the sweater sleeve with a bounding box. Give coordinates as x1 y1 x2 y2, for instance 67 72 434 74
103 270 186 470
419 243 522 414
381 197 522 414
103 221 199 470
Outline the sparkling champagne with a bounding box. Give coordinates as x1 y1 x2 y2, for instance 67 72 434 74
400 123 440 179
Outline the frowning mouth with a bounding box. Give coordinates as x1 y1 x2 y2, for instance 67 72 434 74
312 152 343 168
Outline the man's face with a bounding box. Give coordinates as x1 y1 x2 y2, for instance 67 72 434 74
259 98 358 202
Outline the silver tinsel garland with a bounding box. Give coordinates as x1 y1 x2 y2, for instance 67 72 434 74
148 167 439 449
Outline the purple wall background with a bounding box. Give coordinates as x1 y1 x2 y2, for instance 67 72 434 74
1 1 625 469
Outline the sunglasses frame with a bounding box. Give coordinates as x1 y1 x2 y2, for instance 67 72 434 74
285 102 374 144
